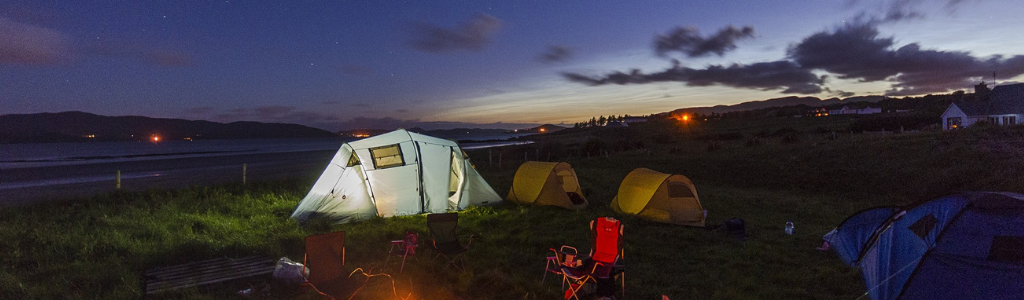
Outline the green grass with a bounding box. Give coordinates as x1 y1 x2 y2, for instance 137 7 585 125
5 118 1024 299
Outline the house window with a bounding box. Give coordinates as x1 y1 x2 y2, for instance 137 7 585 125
370 144 404 169
987 117 998 124
947 117 962 129
1003 116 1017 125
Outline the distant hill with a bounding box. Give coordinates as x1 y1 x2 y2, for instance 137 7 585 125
0 111 338 143
671 95 886 115
514 124 566 134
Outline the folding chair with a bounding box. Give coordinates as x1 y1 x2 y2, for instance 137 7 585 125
426 213 476 271
303 231 351 298
562 217 625 300
543 245 581 288
383 231 419 274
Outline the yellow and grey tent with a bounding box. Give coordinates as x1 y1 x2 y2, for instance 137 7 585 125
611 168 705 227
507 161 588 209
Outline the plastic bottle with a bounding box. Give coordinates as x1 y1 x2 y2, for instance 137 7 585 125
785 221 794 235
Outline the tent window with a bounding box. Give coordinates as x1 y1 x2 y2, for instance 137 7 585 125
347 154 361 167
988 236 1024 262
667 182 693 198
370 144 404 169
908 214 938 240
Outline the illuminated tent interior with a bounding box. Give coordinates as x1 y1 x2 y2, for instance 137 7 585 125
610 168 706 227
506 161 588 210
291 129 502 224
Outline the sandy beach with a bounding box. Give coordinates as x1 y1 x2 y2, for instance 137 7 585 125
1 149 337 206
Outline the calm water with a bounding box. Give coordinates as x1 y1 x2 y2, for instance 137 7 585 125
0 138 350 169
0 132 531 170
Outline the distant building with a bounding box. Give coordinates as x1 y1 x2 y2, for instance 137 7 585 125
604 121 629 127
623 116 647 124
942 83 1024 130
828 105 882 115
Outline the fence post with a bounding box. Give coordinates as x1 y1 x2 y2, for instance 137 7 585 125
489 149 492 166
116 170 121 189
242 164 247 185
498 153 502 169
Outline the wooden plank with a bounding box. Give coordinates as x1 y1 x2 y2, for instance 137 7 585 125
146 263 274 291
146 257 268 275
146 257 272 281
144 256 276 294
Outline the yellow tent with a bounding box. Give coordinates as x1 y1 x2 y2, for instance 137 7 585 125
611 168 705 226
507 161 588 209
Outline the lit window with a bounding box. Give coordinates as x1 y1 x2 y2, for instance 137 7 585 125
947 117 962 129
370 144 404 169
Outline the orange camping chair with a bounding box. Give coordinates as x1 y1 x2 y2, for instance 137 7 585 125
562 217 625 300
303 231 352 299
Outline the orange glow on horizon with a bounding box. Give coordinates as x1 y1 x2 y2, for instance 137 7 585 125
539 128 546 132
151 135 161 142
671 113 691 122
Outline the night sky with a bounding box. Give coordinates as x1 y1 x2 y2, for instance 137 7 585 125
3 0 1023 130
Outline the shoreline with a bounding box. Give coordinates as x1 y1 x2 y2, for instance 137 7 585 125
0 149 336 206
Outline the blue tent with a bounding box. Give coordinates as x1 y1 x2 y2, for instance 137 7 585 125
826 192 1024 300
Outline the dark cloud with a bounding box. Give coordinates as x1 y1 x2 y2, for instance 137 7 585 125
654 25 754 57
789 23 1024 96
0 17 70 65
538 45 572 63
824 88 856 98
563 60 824 94
409 14 502 53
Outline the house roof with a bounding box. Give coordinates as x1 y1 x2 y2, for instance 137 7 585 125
953 83 1024 116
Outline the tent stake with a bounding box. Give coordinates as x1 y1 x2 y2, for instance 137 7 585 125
242 164 247 186
116 170 121 189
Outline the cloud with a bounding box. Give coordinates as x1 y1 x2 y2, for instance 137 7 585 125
332 116 537 130
788 23 1024 96
538 45 572 63
654 25 754 57
563 60 824 94
409 14 502 53
0 17 70 65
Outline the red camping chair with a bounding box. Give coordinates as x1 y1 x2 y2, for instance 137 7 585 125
303 231 353 299
562 217 625 300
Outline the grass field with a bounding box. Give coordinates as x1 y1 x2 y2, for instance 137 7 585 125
4 117 1024 299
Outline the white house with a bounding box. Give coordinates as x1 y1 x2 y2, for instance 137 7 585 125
942 83 1024 130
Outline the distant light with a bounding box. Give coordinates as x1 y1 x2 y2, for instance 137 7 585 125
151 135 161 142
540 128 546 132
682 115 689 121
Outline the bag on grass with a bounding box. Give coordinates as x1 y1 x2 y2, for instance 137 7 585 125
272 257 309 285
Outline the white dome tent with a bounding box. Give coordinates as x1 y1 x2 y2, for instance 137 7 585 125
291 129 502 224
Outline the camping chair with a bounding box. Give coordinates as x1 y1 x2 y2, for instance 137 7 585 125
303 231 350 298
383 231 419 274
543 245 581 288
562 217 625 300
426 213 476 271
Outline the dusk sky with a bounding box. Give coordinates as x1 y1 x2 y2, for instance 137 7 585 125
3 0 1024 130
